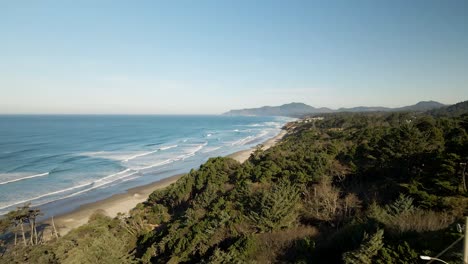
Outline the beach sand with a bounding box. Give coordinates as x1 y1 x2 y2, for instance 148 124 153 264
48 130 287 237
227 130 286 162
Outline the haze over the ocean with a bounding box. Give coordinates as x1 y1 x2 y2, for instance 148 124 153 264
1 0 467 114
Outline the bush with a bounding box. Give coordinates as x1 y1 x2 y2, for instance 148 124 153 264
369 195 454 233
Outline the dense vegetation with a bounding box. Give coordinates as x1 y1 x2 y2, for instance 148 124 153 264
1 108 468 263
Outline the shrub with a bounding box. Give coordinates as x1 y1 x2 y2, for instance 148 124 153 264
369 195 454 233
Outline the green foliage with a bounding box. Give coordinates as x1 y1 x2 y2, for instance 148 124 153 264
375 242 418 264
57 230 136 264
342 229 384 264
384 194 415 215
246 179 300 232
205 235 256 263
53 213 136 264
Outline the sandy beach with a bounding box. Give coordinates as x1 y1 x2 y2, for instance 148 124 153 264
49 130 287 236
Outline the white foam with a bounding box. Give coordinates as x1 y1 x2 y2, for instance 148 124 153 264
201 146 222 153
120 176 140 183
95 168 131 183
231 136 253 146
82 151 132 161
139 142 206 171
230 130 271 146
0 168 140 212
0 181 93 211
28 170 141 209
85 145 178 163
139 159 174 170
159 144 178 151
0 172 49 185
59 171 139 200
124 150 158 162
262 122 281 127
189 142 207 152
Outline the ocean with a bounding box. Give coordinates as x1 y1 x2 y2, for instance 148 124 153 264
0 115 292 219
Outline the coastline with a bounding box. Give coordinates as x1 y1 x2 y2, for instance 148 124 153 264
48 129 287 236
227 129 286 162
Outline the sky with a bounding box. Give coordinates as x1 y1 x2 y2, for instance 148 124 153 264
1 0 467 114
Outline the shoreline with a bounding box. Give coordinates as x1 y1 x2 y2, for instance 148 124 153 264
48 129 287 236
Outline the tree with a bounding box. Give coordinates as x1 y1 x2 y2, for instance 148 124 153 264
15 204 31 246
343 229 384 264
28 208 43 245
247 179 300 232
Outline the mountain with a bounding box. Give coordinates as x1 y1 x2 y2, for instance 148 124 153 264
224 101 446 117
222 102 333 117
395 100 446 112
338 101 445 113
429 100 468 117
337 106 391 112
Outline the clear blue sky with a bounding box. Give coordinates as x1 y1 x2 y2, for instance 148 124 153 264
1 0 467 114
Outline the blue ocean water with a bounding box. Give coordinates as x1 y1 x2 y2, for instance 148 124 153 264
0 115 292 218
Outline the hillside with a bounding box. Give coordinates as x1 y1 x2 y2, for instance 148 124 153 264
224 101 445 117
429 100 468 117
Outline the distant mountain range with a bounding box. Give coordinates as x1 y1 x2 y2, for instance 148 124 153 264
222 101 447 117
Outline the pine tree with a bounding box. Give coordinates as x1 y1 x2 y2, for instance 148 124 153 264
343 229 384 264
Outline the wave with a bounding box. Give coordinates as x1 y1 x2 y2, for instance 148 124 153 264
231 136 253 146
201 146 222 153
94 168 132 183
145 140 164 147
62 155 87 163
242 130 270 145
120 176 140 183
56 171 139 200
139 143 206 171
49 167 72 174
124 150 159 162
231 130 271 146
0 169 140 212
0 172 49 185
139 159 174 170
159 145 178 151
30 170 140 209
189 142 207 152
262 121 280 126
124 145 178 162
0 181 93 211
31 153 66 164
9 148 40 155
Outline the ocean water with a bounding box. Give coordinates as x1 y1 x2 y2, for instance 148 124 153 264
0 115 292 218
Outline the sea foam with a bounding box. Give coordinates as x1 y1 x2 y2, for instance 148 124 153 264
0 172 49 185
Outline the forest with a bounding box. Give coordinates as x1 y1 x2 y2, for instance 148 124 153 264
1 101 468 263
